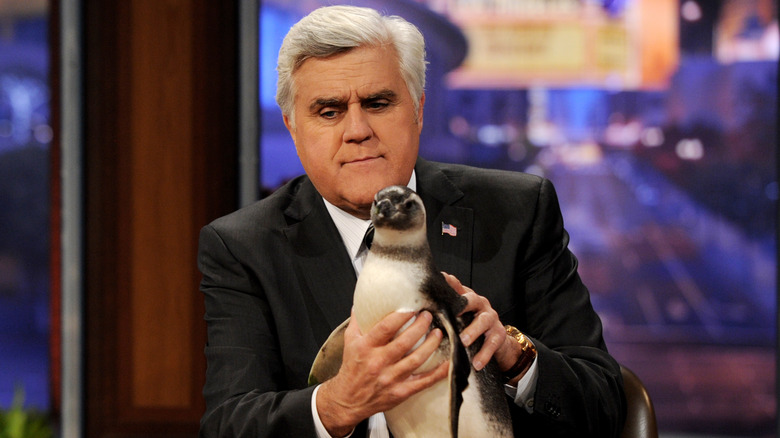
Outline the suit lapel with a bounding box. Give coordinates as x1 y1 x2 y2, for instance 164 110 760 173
416 159 474 287
282 181 356 344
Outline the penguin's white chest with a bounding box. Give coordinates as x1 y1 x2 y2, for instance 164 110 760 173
353 254 429 333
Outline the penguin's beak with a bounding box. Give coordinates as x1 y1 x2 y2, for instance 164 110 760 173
374 198 394 219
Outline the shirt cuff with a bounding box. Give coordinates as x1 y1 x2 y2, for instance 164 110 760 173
312 385 354 438
504 356 539 413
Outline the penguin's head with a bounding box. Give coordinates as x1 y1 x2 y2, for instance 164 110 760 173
371 185 426 233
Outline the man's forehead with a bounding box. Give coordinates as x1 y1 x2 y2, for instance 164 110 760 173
292 46 405 99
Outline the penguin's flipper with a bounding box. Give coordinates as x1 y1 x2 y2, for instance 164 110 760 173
434 311 470 438
308 318 349 386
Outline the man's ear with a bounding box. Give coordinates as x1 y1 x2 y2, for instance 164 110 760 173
282 114 298 149
282 113 296 144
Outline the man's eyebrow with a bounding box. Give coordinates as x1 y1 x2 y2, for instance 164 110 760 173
363 89 397 101
309 97 346 113
307 90 398 113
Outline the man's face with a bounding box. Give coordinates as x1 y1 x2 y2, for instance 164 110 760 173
283 45 424 219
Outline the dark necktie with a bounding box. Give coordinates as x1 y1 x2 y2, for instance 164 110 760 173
363 224 375 250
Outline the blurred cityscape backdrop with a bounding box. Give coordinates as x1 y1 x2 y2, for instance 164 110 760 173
0 0 51 421
259 0 777 436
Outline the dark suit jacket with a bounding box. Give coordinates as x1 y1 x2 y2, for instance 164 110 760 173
197 158 626 437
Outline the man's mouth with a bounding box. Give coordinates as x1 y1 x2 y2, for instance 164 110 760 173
346 156 381 165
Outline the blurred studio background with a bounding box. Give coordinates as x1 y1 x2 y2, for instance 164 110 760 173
0 0 777 437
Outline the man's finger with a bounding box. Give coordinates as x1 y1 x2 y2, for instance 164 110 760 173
384 311 434 359
395 327 443 375
365 310 421 345
471 327 505 370
401 360 450 394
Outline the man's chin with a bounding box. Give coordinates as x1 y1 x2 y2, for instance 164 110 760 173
338 191 381 218
333 178 410 217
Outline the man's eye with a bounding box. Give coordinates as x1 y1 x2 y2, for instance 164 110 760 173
320 110 339 119
366 101 389 110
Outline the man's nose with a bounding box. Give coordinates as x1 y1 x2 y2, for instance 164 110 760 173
343 107 373 144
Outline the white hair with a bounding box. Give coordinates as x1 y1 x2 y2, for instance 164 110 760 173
276 5 427 125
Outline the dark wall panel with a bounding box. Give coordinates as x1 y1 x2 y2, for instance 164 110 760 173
82 1 238 435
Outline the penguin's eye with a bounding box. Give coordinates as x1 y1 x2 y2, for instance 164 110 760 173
404 199 415 210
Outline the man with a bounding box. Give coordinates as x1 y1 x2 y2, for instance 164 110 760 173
198 5 626 437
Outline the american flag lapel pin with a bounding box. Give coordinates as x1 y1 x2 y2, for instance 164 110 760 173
441 222 457 237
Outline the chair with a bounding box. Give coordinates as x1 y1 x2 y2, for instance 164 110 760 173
620 365 658 438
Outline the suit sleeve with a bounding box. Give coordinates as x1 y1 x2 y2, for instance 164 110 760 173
197 224 318 437
513 178 626 437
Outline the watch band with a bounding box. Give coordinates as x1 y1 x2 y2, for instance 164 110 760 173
503 325 537 382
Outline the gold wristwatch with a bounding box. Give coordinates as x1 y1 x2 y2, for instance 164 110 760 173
503 325 537 383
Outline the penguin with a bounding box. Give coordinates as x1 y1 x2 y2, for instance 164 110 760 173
309 185 513 438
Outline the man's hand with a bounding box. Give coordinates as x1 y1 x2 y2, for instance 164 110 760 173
316 309 449 437
443 272 524 374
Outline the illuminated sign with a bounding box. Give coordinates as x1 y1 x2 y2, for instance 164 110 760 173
439 0 679 90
